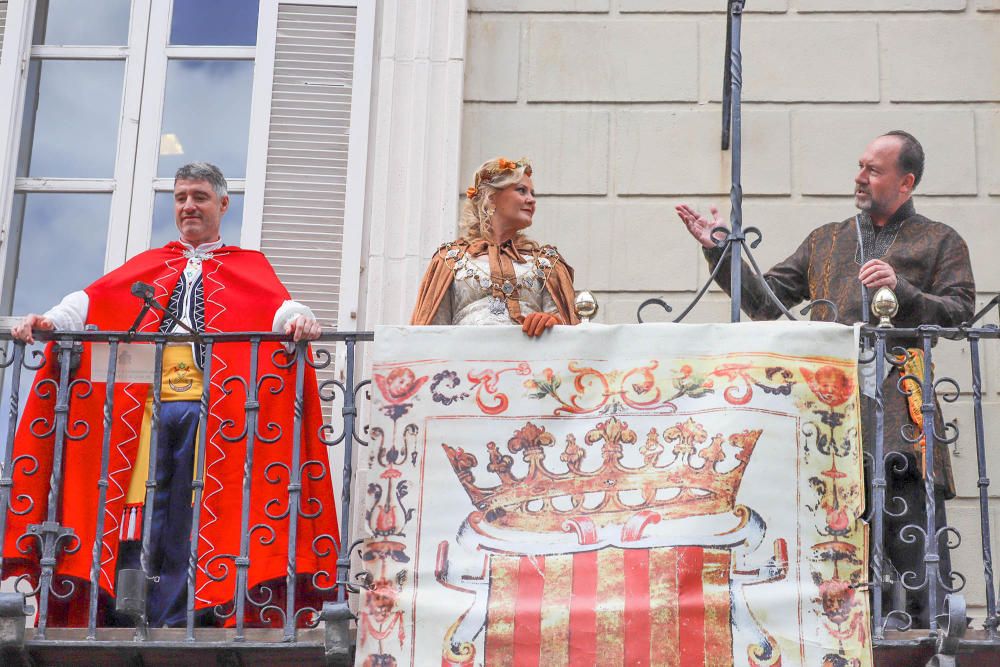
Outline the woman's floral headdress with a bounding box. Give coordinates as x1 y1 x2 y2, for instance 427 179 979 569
466 157 532 199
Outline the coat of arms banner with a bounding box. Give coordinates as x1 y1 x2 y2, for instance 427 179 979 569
358 322 872 667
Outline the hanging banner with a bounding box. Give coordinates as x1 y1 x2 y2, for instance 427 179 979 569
358 322 872 667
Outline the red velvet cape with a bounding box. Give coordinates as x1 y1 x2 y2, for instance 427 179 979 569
3 243 339 620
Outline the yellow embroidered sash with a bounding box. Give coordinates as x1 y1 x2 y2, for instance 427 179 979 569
899 348 927 474
124 345 203 507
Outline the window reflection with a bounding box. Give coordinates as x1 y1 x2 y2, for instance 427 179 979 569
156 60 254 178
6 193 111 316
150 191 244 249
170 0 259 46
17 60 125 178
32 0 131 46
0 193 110 455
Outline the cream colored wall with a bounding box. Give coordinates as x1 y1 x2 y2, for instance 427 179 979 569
459 0 1000 619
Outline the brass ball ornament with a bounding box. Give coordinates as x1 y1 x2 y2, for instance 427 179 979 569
574 290 598 323
871 286 899 328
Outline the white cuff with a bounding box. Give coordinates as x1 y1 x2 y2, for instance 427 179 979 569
272 300 316 333
43 290 89 331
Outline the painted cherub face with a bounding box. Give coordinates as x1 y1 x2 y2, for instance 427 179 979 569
803 365 854 408
366 577 400 623
818 578 856 625
386 368 417 400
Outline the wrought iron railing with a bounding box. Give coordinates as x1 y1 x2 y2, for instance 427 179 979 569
642 3 1000 660
0 316 997 665
861 322 1000 663
0 330 372 664
0 5 994 665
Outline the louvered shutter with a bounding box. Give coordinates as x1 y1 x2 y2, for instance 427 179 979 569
259 3 357 330
0 2 7 60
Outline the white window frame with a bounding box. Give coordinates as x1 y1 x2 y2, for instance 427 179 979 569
125 0 255 258
0 1 33 262
0 0 150 299
242 0 375 332
0 0 375 328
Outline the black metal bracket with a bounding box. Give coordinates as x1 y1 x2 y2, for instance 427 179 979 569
965 294 1000 328
926 594 967 667
51 338 82 381
115 568 149 625
127 281 197 337
321 601 355 666
0 593 33 667
636 297 673 323
0 592 33 647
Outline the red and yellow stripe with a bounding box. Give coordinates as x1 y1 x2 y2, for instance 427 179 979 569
481 546 733 667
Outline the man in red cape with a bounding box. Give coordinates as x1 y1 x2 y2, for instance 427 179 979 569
6 163 339 627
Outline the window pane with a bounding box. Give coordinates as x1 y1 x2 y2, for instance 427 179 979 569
150 191 244 249
7 193 111 315
17 59 125 178
156 60 254 178
0 193 111 452
32 0 131 46
170 0 259 46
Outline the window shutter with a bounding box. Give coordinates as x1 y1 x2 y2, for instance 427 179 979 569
259 3 357 330
0 2 7 60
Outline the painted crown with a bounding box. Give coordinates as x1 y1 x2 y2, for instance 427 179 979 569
441 416 761 533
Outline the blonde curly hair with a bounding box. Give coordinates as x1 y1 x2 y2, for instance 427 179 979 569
459 157 535 244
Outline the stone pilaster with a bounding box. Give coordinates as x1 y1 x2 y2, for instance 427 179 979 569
360 0 469 329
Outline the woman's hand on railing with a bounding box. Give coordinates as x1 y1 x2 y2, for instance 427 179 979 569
10 313 55 344
522 312 559 337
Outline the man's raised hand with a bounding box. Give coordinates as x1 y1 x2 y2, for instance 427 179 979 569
675 204 727 250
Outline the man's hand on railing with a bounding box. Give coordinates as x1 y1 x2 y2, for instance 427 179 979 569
284 314 322 342
10 313 55 344
858 259 898 291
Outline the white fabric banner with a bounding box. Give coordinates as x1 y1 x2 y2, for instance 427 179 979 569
357 322 872 667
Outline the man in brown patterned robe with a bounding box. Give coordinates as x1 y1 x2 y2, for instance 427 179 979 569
675 131 976 628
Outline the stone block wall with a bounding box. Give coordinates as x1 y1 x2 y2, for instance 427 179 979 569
458 2 1000 620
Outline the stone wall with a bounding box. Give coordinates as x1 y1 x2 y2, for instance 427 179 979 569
458 1 1000 619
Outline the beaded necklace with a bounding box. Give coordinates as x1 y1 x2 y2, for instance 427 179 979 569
440 242 561 316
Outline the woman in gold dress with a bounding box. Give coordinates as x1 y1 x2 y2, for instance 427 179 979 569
410 157 578 335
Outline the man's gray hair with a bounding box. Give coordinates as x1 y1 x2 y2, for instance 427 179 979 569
175 162 228 198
